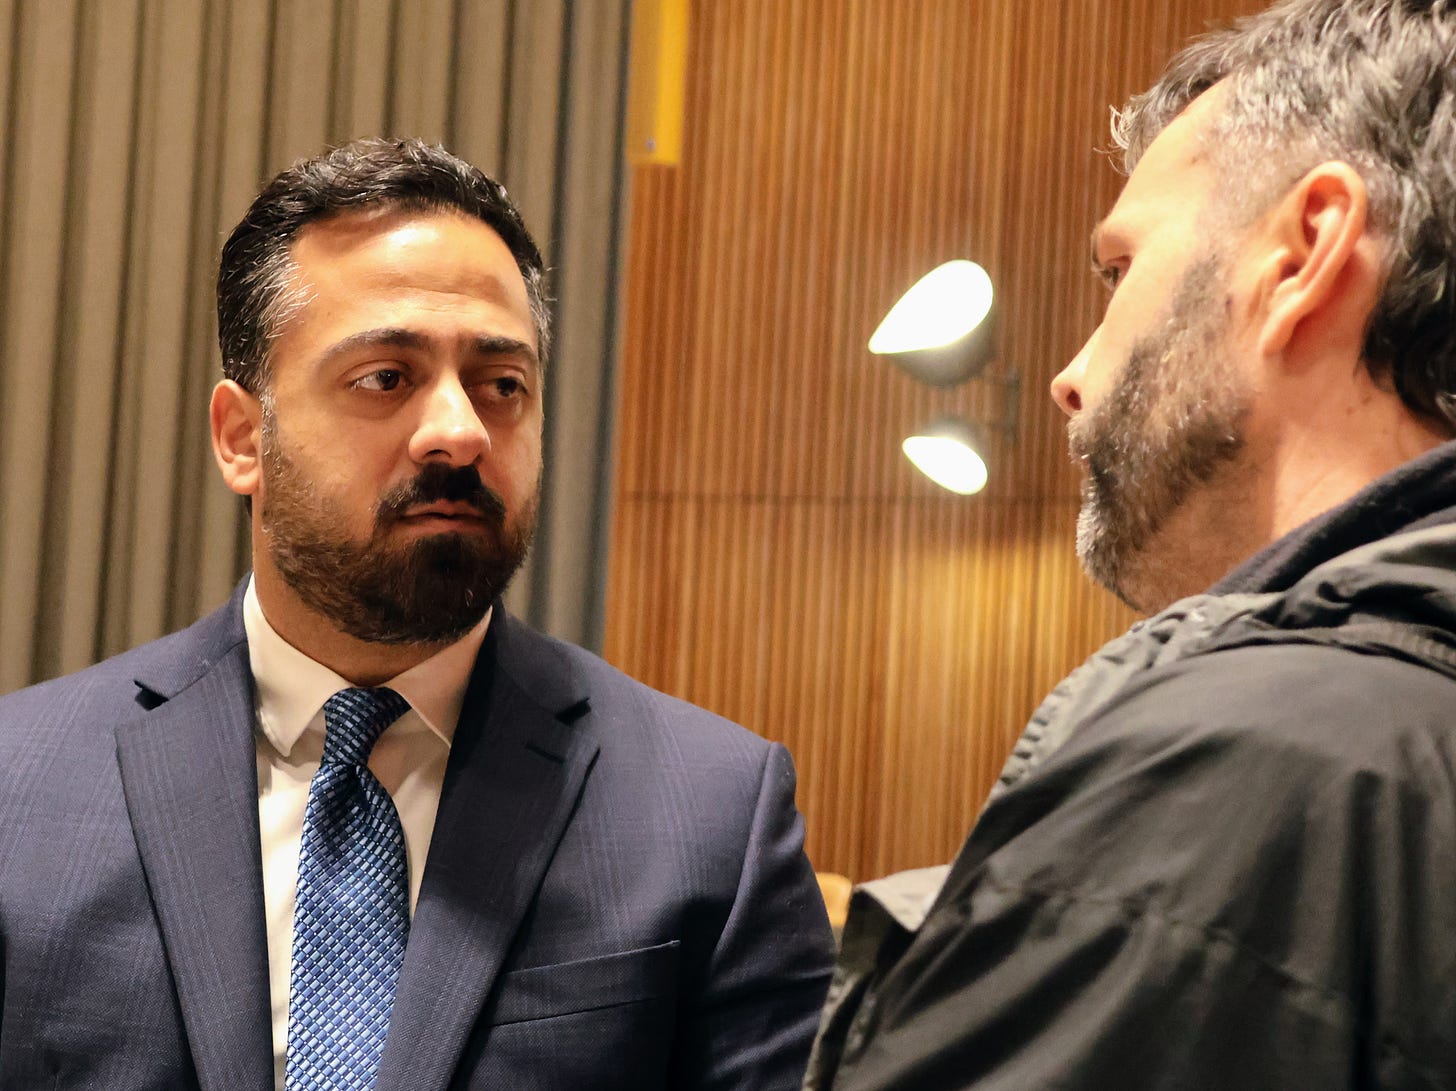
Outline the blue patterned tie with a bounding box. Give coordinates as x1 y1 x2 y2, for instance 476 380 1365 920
284 687 412 1091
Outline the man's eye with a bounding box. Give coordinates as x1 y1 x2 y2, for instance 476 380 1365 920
487 377 524 398
354 369 404 392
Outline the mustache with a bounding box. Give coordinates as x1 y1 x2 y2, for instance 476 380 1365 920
376 463 508 525
1066 418 1093 467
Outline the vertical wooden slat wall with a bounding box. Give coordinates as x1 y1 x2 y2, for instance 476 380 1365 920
606 0 1269 880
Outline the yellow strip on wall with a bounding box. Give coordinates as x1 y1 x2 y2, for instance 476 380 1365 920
626 0 689 165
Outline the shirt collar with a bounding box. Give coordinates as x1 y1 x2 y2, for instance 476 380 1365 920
243 576 490 759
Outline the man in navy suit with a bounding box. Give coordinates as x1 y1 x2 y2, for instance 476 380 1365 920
0 138 834 1089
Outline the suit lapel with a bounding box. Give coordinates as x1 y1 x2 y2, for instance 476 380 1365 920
115 618 274 1091
377 612 600 1091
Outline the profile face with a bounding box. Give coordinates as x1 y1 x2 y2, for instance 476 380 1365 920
1050 90 1260 610
255 207 545 644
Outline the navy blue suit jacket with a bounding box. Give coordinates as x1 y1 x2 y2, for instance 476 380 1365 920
0 587 834 1089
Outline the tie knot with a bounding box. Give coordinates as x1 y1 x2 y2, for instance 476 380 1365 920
321 687 410 768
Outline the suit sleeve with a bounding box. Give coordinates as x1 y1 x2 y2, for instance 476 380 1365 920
832 649 1456 1090
670 741 836 1090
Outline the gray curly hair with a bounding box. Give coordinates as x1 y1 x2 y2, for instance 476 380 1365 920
1114 0 1456 426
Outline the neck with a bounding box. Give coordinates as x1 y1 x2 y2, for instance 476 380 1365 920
1267 369 1455 541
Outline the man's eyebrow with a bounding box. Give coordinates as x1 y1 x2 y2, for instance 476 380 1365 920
318 328 539 366
319 327 428 363
469 334 538 365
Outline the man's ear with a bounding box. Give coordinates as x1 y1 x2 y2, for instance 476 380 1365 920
210 379 263 498
1256 161 1371 359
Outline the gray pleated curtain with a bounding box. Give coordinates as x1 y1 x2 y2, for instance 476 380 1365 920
0 0 631 693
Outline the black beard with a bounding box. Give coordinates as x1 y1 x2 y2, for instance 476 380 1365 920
262 443 536 645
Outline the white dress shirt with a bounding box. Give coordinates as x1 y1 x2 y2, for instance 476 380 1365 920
243 578 489 1088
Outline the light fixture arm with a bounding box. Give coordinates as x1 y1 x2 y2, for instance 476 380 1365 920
998 364 1021 446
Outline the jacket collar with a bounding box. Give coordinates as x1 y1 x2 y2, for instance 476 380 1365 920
116 584 273 1091
376 606 599 1090
130 581 251 705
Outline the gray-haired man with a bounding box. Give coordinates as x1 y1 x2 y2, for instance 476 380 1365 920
812 1 1456 1086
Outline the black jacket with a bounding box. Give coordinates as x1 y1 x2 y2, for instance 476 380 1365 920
830 442 1456 1090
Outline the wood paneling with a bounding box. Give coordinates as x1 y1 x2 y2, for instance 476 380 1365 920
606 0 1268 879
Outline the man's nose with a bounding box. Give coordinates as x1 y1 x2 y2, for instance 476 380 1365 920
1050 327 1098 417
409 377 490 466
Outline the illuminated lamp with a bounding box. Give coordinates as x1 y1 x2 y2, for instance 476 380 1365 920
901 417 990 496
868 260 995 387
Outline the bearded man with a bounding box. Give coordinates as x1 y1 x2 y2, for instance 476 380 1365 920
0 138 833 1091
807 1 1456 1087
